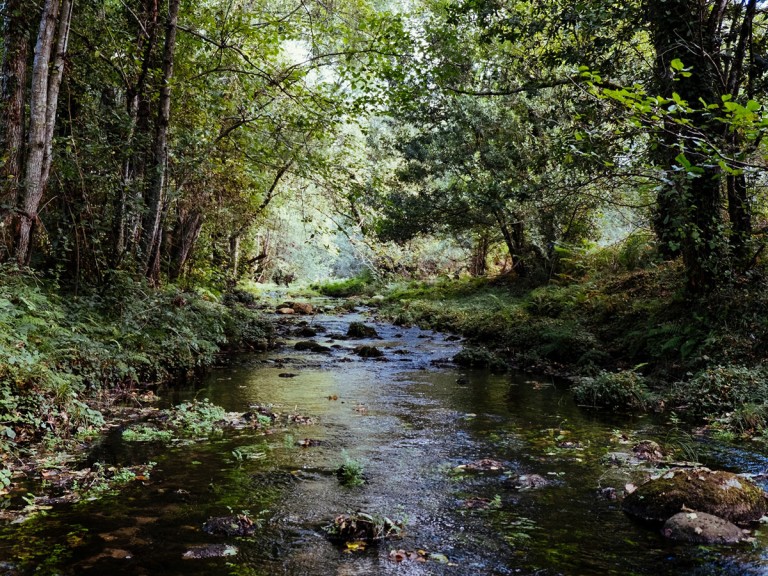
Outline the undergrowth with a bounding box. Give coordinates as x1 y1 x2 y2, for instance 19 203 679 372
378 261 768 431
0 265 272 458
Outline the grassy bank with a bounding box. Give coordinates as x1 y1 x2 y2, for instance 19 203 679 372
368 264 768 439
0 266 273 474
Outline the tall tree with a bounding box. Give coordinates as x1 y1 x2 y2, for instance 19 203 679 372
15 0 73 265
0 0 33 255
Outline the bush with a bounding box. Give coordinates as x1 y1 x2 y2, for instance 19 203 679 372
0 266 271 452
669 365 768 418
313 272 376 298
572 369 651 411
453 347 508 373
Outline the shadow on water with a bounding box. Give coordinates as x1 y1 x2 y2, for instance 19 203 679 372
3 311 768 575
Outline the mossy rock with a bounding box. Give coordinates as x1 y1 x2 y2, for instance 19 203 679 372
453 347 507 373
662 511 745 544
623 468 768 525
347 322 379 338
294 340 331 353
354 345 384 358
202 515 255 537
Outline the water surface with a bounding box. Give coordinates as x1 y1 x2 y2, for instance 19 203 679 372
2 311 768 575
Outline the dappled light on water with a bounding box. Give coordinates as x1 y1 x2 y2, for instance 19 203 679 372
2 311 768 575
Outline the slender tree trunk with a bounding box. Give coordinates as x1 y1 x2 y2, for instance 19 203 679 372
111 0 160 266
16 0 72 265
470 233 489 276
727 172 751 261
229 234 241 280
169 209 203 281
0 0 33 256
493 209 525 275
140 0 179 280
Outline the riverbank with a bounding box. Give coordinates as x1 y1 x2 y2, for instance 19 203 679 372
0 266 274 495
364 264 768 440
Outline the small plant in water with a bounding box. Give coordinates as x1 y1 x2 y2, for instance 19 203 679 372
337 452 366 487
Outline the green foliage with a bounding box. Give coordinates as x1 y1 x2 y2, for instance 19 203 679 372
312 272 376 298
169 399 228 437
121 425 174 443
670 365 768 418
453 347 507 373
572 370 652 411
337 453 366 487
0 266 270 454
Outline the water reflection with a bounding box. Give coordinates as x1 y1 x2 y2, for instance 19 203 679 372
2 313 768 575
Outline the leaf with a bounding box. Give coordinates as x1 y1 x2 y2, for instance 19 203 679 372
670 58 685 71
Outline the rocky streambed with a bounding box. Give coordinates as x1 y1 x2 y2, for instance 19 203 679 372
2 306 768 575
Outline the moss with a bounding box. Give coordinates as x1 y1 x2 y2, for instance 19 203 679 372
622 468 768 525
347 322 379 338
453 347 508 373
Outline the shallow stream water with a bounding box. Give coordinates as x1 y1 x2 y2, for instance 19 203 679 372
3 310 768 575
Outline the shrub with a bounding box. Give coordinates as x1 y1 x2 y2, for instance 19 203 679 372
453 347 508 373
572 369 651 411
669 365 768 418
313 272 376 298
336 453 366 487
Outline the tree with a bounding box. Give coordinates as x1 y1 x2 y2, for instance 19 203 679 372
2 0 74 265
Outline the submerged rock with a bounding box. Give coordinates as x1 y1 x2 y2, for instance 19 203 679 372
294 340 331 353
202 515 256 537
347 322 379 338
354 345 384 358
632 440 665 462
325 512 402 543
622 468 768 525
458 459 506 473
662 511 746 544
289 302 314 315
183 544 238 559
506 474 551 491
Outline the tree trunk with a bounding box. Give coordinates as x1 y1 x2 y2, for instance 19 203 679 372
727 172 751 262
16 0 72 265
169 209 203 281
0 0 33 256
140 0 180 280
493 209 525 276
469 233 489 276
645 0 726 291
111 0 160 266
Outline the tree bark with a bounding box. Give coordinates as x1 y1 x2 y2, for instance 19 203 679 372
0 0 33 255
140 0 180 281
493 209 525 275
645 0 726 291
169 208 203 281
470 233 489 276
111 0 160 266
16 0 71 265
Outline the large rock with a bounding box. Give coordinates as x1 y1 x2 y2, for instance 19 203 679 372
289 302 314 315
347 322 379 338
202 515 255 537
662 511 745 544
623 468 768 525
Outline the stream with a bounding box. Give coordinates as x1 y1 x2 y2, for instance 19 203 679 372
3 309 768 575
